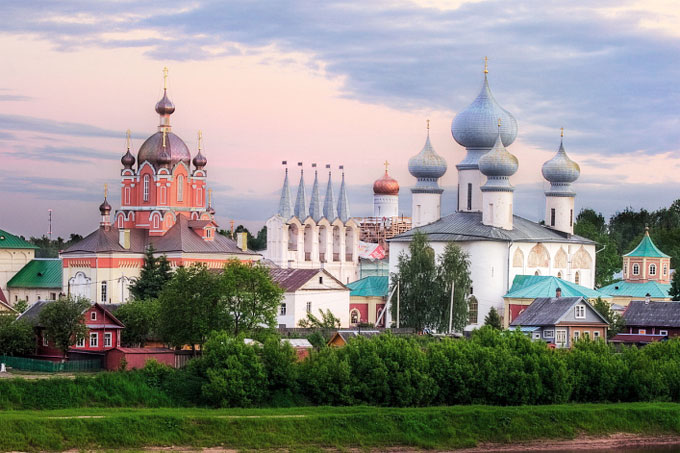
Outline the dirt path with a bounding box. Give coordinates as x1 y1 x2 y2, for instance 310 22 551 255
456 433 680 452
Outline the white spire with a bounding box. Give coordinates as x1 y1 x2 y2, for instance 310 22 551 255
323 164 336 220
337 165 350 222
294 162 307 219
278 162 293 218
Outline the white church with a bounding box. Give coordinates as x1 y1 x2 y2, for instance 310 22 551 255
388 64 596 331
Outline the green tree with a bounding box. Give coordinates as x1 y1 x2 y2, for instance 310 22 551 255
158 264 221 352
13 300 28 314
391 232 438 331
114 298 160 347
671 270 680 301
592 297 625 339
574 209 621 287
436 243 472 332
0 314 35 356
484 307 502 330
129 245 172 300
38 297 89 359
298 309 341 329
217 261 284 335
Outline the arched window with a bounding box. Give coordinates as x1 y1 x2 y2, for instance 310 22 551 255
468 296 478 324
177 174 184 202
649 264 657 276
143 175 150 202
574 271 580 285
101 281 107 303
534 270 541 276
153 215 160 229
664 264 668 276
633 263 640 275
350 309 360 324
117 215 124 228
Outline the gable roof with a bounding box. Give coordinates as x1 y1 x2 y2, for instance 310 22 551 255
347 276 389 298
623 300 680 328
510 297 608 326
598 281 671 298
328 330 381 345
390 211 595 245
0 229 38 250
505 275 610 300
7 259 62 289
17 300 124 328
269 268 346 292
624 232 669 258
61 216 257 256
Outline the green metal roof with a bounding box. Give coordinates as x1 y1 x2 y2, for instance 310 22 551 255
7 259 63 289
598 280 671 298
0 229 38 250
347 276 389 298
505 275 610 300
624 232 670 258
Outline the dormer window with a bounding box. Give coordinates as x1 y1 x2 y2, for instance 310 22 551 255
206 229 212 238
91 311 97 321
574 304 586 319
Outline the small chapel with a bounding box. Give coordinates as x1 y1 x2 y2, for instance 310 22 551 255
60 69 258 304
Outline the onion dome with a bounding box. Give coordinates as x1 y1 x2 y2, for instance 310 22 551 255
451 61 518 154
99 197 111 215
155 89 175 116
193 150 207 169
373 168 399 196
137 132 191 168
542 130 580 196
479 123 518 192
121 149 135 168
408 127 447 193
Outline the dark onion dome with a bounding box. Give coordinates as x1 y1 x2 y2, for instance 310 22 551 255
121 149 135 168
193 149 207 169
155 89 175 115
208 205 216 215
542 136 580 184
137 131 191 168
373 170 399 196
99 198 112 215
451 73 518 149
479 127 518 178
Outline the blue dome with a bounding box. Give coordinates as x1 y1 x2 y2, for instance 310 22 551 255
408 133 448 180
451 74 518 149
479 129 518 178
542 139 580 184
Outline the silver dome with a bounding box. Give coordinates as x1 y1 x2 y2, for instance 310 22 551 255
451 74 518 150
542 140 580 184
479 129 518 193
408 133 448 180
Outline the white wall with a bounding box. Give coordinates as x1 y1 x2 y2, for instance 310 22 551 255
373 194 399 218
0 248 34 301
545 195 575 235
411 193 442 228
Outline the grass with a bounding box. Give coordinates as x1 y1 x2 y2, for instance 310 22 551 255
1 403 680 451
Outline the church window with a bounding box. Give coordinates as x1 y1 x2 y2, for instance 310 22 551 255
160 186 167 205
124 187 131 205
633 264 640 275
118 216 124 228
197 187 203 205
650 264 657 276
280 303 286 316
350 309 360 324
550 208 556 227
467 183 472 211
153 215 160 229
306 301 312 313
177 175 184 201
143 175 150 202
664 264 668 275
574 271 580 285
101 281 107 303
468 296 478 324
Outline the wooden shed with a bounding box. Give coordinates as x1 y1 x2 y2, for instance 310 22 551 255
105 347 175 370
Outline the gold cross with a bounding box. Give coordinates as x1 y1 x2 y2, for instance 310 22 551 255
162 130 167 147
426 119 430 130
384 160 389 173
484 56 488 74
163 67 168 90
198 130 203 151
125 129 131 150
104 183 108 198
498 118 502 127
560 127 564 138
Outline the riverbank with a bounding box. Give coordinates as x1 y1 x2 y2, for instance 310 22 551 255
2 404 680 451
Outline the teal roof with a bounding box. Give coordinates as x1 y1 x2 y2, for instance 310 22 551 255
347 276 389 298
505 275 610 300
0 229 38 250
624 232 670 258
7 259 62 289
598 280 671 299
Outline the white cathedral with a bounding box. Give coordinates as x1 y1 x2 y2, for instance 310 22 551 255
264 164 360 284
388 64 596 331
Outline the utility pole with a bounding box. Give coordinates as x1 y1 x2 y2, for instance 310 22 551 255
48 209 53 239
448 281 455 334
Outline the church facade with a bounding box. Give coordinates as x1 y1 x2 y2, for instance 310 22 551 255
389 62 596 331
60 69 258 304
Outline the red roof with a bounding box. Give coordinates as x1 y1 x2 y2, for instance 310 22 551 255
610 334 666 344
113 347 174 354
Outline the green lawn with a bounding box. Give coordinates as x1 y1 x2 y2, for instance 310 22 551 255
1 403 680 451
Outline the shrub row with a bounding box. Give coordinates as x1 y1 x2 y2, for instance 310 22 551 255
4 327 680 409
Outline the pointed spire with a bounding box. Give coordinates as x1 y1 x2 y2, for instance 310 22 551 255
278 161 293 219
337 165 350 222
323 164 336 220
309 163 322 221
294 162 308 219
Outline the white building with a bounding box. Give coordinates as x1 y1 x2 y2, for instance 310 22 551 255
264 164 360 284
388 63 595 331
270 268 350 328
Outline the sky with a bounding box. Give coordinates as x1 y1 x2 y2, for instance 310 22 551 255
1 0 679 238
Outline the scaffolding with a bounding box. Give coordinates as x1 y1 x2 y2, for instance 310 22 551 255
359 216 413 255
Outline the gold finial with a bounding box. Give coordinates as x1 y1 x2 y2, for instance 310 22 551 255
104 183 108 199
198 130 203 151
560 127 564 138
497 118 502 128
162 130 167 147
125 129 131 150
426 119 430 130
163 67 168 90
484 56 488 74
384 160 389 173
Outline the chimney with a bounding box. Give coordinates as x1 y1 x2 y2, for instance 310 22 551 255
237 232 248 251
645 293 651 304
555 287 562 298
118 229 130 249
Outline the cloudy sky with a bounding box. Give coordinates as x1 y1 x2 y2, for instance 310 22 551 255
1 0 679 238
